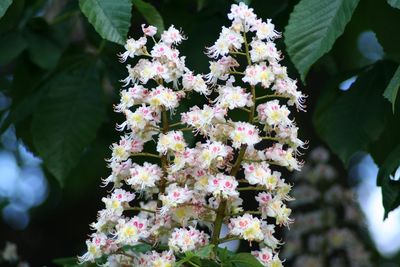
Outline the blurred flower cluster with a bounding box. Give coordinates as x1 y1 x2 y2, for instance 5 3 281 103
0 242 29 267
80 3 305 266
282 147 373 267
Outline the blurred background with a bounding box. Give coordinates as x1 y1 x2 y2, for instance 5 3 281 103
0 0 400 266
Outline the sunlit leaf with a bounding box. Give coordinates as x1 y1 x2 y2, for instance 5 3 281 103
284 0 360 81
388 0 400 9
79 0 132 45
0 0 13 19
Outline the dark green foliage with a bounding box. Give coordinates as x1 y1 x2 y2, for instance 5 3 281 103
31 58 105 185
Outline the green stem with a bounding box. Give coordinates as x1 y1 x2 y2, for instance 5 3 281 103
229 71 245 76
158 108 169 207
230 51 247 56
256 94 287 101
211 30 257 251
131 152 161 159
169 121 185 128
237 186 266 191
243 30 252 66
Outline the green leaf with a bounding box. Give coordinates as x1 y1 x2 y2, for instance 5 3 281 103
388 0 400 9
123 243 152 254
132 0 164 34
228 253 263 267
24 18 65 69
377 144 400 218
31 59 105 185
176 254 195 267
217 247 234 264
0 31 27 65
79 0 132 45
193 244 214 259
383 65 400 112
284 0 360 82
313 62 394 164
0 0 13 19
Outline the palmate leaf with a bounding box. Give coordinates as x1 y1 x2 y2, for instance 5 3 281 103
32 58 105 185
79 0 132 45
0 0 12 19
132 0 165 34
284 0 360 82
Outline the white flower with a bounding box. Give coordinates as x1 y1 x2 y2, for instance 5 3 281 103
257 100 292 127
228 2 257 28
114 84 149 112
136 250 176 267
118 105 160 132
229 121 261 148
182 72 211 95
265 143 301 171
243 63 275 88
119 37 147 62
148 85 181 110
243 162 281 189
159 184 193 211
115 217 149 245
206 173 238 198
157 131 187 154
206 27 244 58
182 105 226 132
229 214 264 242
205 56 238 83
215 85 253 110
127 162 163 190
102 189 135 215
142 24 157 37
252 19 281 41
250 40 281 63
168 227 210 253
252 247 273 266
79 233 107 263
161 25 185 45
253 248 283 267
